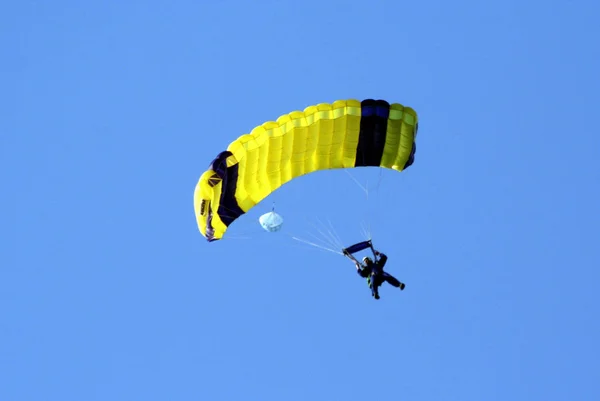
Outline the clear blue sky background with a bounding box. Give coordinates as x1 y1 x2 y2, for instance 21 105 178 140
3 1 600 400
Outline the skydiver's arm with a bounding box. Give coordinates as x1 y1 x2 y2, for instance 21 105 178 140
375 251 387 268
356 263 369 277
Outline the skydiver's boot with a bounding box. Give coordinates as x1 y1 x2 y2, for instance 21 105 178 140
399 282 406 290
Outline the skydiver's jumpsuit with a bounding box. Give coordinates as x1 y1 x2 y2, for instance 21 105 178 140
356 253 402 298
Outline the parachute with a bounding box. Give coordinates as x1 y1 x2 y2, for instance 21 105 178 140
194 98 419 242
258 209 284 232
342 239 382 267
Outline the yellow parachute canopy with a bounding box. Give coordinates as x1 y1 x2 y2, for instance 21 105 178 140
194 99 419 241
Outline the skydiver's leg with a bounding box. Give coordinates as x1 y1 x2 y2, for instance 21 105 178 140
371 274 381 299
383 272 405 290
366 276 376 298
383 272 400 287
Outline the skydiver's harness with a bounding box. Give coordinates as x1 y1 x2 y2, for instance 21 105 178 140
342 240 382 288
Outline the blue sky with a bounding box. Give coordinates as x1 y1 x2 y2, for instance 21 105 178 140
3 1 600 400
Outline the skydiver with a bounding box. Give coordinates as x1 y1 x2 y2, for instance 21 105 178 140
354 250 405 300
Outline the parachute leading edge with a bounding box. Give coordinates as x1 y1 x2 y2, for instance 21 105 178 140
194 98 419 242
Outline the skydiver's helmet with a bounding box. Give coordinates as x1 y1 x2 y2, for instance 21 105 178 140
362 256 373 265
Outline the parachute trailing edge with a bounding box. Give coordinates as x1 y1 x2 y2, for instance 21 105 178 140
194 98 419 242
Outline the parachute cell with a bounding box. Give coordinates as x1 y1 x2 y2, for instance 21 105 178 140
194 98 419 242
